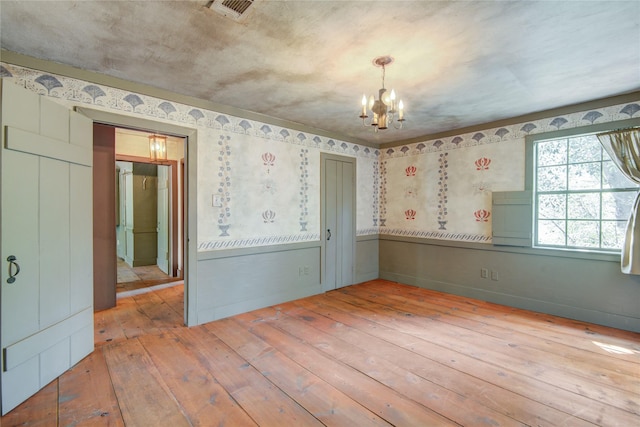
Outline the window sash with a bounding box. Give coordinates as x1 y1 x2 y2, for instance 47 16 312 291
534 135 638 253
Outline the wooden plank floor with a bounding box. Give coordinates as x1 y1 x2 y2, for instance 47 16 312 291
2 279 639 426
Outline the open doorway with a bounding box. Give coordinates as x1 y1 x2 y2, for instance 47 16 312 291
114 128 185 295
84 106 197 326
93 123 187 311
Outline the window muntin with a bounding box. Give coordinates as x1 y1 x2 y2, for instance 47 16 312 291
534 134 638 252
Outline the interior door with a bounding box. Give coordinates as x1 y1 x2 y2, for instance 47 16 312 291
157 164 170 275
322 154 356 291
0 80 94 415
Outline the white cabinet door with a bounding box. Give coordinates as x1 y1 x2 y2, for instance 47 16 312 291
0 80 94 415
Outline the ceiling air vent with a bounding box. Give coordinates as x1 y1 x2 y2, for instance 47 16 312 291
207 0 256 21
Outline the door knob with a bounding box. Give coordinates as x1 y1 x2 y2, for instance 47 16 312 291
7 255 20 284
327 229 332 241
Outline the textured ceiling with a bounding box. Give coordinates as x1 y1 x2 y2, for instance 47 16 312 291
1 0 639 145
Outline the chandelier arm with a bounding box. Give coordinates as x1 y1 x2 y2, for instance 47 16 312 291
392 119 403 130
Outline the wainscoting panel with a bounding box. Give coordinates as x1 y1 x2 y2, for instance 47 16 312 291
195 244 322 323
356 235 379 283
379 236 640 332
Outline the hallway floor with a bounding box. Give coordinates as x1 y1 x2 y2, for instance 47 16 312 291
117 258 181 293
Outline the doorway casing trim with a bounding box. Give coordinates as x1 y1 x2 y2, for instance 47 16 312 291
76 107 198 326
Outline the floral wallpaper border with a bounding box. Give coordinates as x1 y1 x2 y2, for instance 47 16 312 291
198 233 322 250
1 63 379 158
380 103 640 160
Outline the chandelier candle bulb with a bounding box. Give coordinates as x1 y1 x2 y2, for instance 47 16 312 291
399 100 404 120
361 95 367 117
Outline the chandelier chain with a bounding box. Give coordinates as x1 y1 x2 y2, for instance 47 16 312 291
381 65 386 89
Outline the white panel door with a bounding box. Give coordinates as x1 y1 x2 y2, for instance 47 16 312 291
157 165 170 275
322 155 355 291
0 80 94 415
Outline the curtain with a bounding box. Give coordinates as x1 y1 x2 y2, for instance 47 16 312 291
597 128 640 274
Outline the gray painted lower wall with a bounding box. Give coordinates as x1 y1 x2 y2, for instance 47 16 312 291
195 243 322 323
193 235 381 324
356 235 379 283
189 234 640 333
379 236 640 332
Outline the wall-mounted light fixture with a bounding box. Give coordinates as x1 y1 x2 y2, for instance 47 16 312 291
148 134 167 161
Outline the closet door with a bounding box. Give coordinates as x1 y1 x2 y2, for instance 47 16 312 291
322 154 356 291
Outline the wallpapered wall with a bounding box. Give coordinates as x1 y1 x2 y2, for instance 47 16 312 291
380 101 640 242
0 63 378 251
2 63 639 250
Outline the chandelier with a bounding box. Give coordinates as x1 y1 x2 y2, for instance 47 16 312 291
359 56 405 131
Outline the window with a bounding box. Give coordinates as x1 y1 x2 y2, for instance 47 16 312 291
533 133 638 252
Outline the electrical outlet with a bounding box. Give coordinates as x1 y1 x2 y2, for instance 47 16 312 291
480 268 488 279
491 270 499 281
